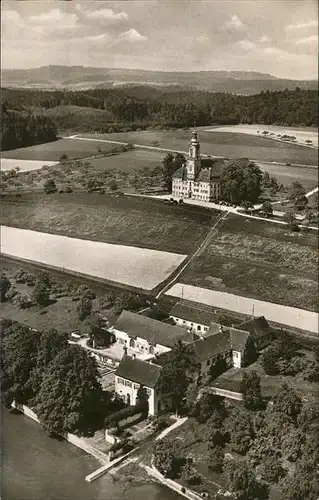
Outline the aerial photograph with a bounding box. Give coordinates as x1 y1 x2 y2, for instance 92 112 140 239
0 1 318 499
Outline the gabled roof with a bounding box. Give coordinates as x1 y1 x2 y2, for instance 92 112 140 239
238 316 273 339
205 322 225 337
192 331 232 361
115 356 162 388
170 302 220 327
114 310 194 348
172 165 188 180
229 328 250 351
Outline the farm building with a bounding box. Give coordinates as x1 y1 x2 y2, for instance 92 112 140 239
169 301 222 333
111 310 194 357
114 355 165 415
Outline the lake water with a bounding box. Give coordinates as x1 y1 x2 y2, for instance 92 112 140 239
1 407 179 500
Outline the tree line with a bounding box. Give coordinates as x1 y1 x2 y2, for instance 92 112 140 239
2 86 317 134
1 109 57 151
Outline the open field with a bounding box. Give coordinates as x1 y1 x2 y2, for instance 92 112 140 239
81 129 318 166
168 213 319 313
1 158 58 172
1 138 117 162
166 283 318 332
255 161 318 190
1 226 187 291
1 193 215 254
88 148 164 173
207 124 318 148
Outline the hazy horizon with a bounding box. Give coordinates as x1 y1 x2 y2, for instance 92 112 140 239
1 1 318 80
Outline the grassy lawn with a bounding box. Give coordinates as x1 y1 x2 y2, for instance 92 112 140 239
182 214 318 311
212 353 318 398
1 193 216 254
82 129 319 166
1 138 117 162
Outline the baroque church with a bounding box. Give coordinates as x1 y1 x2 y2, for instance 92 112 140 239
172 129 222 201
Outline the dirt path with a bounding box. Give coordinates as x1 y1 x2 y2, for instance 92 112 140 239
155 211 230 299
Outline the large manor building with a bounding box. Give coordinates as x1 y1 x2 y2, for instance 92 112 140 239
172 129 222 201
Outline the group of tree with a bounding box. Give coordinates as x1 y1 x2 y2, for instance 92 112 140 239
1 110 57 151
1 321 107 436
220 160 263 204
261 335 319 382
2 87 317 134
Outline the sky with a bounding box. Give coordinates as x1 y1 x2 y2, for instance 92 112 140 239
1 0 318 79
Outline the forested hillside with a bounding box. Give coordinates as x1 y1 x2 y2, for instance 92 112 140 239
1 110 57 151
1 86 317 137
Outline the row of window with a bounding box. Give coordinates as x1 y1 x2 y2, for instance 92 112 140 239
117 378 152 394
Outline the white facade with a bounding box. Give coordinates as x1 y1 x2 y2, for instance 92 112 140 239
172 130 221 201
111 327 171 357
170 315 209 334
114 375 161 416
232 350 243 369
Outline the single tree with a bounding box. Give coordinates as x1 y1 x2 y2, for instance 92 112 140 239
180 461 201 485
225 459 269 500
156 341 200 414
108 178 118 191
34 345 104 436
44 179 57 194
288 181 308 211
259 456 286 483
260 345 280 375
272 383 302 419
30 329 68 394
153 439 184 479
261 200 273 217
225 406 254 454
0 274 11 302
162 153 185 192
77 296 93 320
240 371 264 411
242 336 258 367
208 444 224 473
1 324 41 406
32 281 50 307
136 384 149 414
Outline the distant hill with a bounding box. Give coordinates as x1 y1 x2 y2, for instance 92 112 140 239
2 66 317 94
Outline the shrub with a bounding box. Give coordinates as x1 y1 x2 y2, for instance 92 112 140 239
104 404 145 428
44 179 57 194
154 416 171 431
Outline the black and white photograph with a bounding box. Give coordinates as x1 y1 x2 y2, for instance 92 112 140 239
1 1 318 499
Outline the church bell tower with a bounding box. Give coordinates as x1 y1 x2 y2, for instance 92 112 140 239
186 129 201 180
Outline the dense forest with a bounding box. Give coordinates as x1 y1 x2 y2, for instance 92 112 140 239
1 110 57 151
1 86 317 144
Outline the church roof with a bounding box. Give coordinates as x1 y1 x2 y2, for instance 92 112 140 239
172 165 188 180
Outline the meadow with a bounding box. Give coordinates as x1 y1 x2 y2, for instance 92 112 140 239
0 193 216 254
81 129 319 166
180 214 318 312
1 226 187 291
1 158 58 172
88 148 164 173
1 138 117 162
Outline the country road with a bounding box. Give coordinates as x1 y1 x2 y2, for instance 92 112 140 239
156 211 229 299
64 134 318 170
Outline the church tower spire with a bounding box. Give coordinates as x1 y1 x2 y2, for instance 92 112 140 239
186 128 201 180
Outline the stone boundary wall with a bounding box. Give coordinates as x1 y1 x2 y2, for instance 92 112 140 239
11 402 109 464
